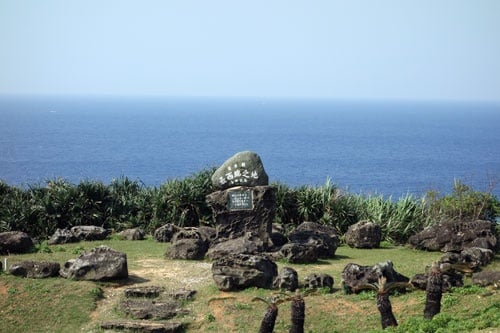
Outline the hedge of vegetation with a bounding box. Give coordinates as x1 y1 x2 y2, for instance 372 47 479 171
1 167 499 244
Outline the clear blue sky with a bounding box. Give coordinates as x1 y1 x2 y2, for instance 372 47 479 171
1 0 499 101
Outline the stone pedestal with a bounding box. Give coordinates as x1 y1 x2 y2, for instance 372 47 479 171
206 185 276 248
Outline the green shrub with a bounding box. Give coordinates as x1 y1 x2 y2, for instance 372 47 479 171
1 173 497 246
150 167 215 231
424 179 500 223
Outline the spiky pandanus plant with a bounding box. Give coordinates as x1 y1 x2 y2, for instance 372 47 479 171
289 290 305 333
424 262 443 320
252 297 280 333
359 276 410 329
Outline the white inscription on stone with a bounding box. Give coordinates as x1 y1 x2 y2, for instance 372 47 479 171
219 162 259 186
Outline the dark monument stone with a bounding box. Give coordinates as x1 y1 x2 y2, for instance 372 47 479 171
206 186 276 246
211 151 269 191
206 151 276 250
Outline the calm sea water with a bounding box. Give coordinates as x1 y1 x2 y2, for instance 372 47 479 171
1 95 499 198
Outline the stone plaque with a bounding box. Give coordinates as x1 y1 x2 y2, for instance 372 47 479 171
228 190 253 211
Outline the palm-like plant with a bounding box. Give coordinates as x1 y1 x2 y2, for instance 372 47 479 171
252 296 280 333
424 262 443 320
289 290 305 333
252 290 307 333
358 276 411 329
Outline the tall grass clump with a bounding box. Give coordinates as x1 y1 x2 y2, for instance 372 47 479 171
1 172 498 244
149 167 215 231
295 178 338 223
351 193 429 244
107 176 154 231
273 182 299 227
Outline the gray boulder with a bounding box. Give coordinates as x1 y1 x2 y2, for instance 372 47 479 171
166 238 207 260
408 219 497 252
273 267 299 291
411 264 464 292
472 271 500 287
206 232 264 260
119 299 186 320
288 222 339 259
341 261 409 294
345 220 382 249
48 228 77 245
154 223 181 242
117 228 145 240
279 243 318 263
292 221 338 239
71 225 109 241
169 288 196 300
170 228 210 253
124 286 164 298
211 254 277 291
9 260 60 278
60 245 128 281
211 151 269 190
100 321 183 333
304 273 334 292
0 231 34 254
440 247 494 271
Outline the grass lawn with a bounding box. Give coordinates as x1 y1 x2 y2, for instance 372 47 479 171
1 239 499 332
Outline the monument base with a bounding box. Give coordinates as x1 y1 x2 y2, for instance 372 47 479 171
206 185 276 248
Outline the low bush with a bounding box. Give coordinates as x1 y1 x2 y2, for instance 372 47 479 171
0 173 498 244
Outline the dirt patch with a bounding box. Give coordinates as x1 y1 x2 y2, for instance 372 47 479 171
132 259 213 290
87 258 213 330
0 283 7 297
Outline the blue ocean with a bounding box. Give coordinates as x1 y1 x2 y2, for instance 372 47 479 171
1 95 499 198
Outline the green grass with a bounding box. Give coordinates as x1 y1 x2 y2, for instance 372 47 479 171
1 239 499 332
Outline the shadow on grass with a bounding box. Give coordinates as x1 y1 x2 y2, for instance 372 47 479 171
98 274 150 287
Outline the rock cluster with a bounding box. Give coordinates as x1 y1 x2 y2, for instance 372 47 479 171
341 261 410 294
101 285 190 333
408 219 497 252
48 225 109 245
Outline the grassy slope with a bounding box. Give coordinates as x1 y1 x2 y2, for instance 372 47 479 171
0 239 498 333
